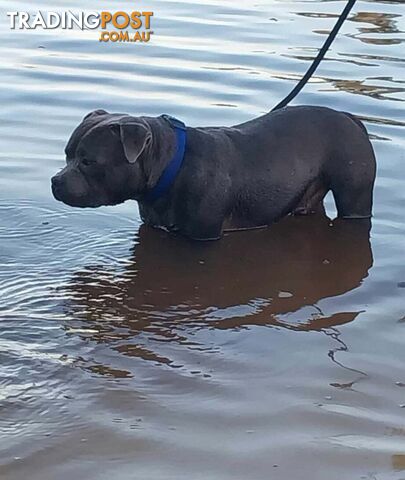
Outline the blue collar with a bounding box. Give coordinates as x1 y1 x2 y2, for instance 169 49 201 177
144 114 187 202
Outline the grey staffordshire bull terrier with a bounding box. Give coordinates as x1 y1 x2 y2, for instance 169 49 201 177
52 106 376 240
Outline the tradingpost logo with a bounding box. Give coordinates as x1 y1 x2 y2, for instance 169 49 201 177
7 10 154 43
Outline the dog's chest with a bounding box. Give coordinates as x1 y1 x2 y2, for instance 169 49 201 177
138 202 179 232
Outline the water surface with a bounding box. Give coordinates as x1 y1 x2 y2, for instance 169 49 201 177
0 0 404 479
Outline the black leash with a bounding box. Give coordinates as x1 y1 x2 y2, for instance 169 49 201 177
272 0 357 111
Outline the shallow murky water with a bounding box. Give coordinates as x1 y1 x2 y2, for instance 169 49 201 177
0 0 404 479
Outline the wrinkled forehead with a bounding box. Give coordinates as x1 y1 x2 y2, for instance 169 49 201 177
64 113 127 158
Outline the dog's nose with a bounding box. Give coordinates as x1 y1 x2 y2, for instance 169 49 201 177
51 175 63 188
51 175 64 201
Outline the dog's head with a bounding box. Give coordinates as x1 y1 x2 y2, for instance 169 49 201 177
51 109 155 208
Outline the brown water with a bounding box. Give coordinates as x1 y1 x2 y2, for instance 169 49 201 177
0 0 404 479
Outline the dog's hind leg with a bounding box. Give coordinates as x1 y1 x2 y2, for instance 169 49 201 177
329 115 376 219
332 183 374 219
330 159 376 219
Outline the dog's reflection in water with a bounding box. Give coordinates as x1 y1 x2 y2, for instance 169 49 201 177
62 215 373 372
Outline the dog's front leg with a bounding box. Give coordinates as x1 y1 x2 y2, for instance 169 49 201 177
183 214 224 241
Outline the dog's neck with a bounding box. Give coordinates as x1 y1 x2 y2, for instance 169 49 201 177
139 116 183 198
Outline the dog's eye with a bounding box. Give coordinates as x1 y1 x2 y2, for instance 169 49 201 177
82 158 96 166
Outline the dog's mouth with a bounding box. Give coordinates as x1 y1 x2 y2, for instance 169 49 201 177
51 179 104 208
52 179 124 209
51 182 62 202
54 196 105 208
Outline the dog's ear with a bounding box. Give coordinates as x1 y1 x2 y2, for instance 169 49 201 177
113 122 152 164
83 109 108 121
